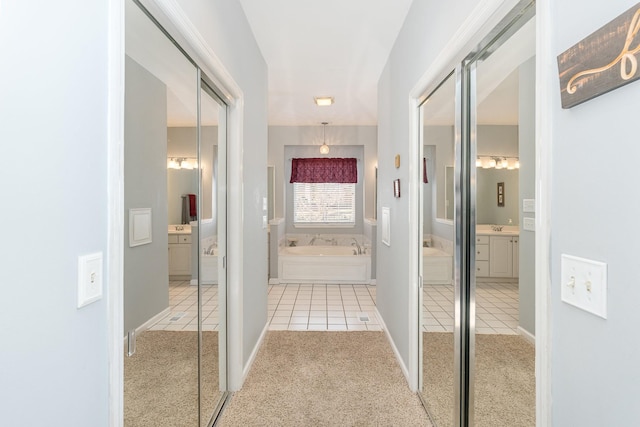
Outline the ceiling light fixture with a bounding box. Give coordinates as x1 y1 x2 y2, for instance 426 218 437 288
476 156 519 170
319 122 330 154
314 96 334 106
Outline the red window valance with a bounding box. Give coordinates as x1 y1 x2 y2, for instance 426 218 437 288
290 157 358 183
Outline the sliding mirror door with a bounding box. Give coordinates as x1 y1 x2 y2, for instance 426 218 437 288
418 71 457 426
124 0 200 425
124 1 229 425
469 7 536 426
198 79 228 426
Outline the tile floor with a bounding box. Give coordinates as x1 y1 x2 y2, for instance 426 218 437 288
267 284 381 331
147 280 518 335
423 281 520 334
148 280 219 331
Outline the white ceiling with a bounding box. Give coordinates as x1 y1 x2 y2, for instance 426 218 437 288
127 1 534 128
238 0 414 126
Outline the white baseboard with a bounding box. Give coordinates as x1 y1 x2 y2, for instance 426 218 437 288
190 279 197 285
375 307 410 385
268 278 280 285
241 322 269 387
122 307 171 344
517 326 535 345
369 279 376 286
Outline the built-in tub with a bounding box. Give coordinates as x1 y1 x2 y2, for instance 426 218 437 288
201 238 218 285
423 247 452 284
278 245 371 284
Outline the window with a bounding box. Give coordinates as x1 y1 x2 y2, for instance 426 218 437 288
293 182 355 226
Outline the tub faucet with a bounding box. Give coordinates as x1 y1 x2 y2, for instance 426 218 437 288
309 234 320 245
351 238 362 255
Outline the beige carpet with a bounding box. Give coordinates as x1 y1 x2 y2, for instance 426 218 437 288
422 333 535 427
124 330 221 427
218 331 431 426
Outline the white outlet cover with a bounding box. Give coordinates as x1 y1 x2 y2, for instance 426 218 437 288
560 254 607 319
523 217 535 231
78 252 103 308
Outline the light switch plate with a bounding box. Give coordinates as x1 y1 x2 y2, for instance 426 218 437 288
560 254 607 318
523 198 535 213
78 252 103 308
262 215 267 229
523 217 535 231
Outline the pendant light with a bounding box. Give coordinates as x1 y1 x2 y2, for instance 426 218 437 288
319 122 330 154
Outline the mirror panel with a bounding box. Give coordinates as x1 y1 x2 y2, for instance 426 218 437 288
472 15 535 426
419 70 456 427
198 84 226 427
124 0 200 425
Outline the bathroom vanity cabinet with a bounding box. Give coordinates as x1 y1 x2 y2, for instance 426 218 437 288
168 233 192 277
476 233 519 278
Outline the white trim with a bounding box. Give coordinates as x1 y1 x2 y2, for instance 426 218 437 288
107 0 125 426
517 326 536 345
369 279 377 286
121 308 171 343
376 308 411 385
149 0 246 391
535 0 553 425
241 323 268 386
268 278 280 285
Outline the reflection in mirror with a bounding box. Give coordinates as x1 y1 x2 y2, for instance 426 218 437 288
419 70 456 427
198 85 226 427
124 0 200 425
473 14 535 426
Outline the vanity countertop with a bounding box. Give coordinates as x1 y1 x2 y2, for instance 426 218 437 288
168 225 192 235
476 225 519 236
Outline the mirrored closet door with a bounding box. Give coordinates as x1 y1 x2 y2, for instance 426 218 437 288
417 1 535 425
124 1 228 426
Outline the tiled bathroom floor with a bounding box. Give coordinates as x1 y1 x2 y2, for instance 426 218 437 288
268 284 381 331
423 281 520 334
148 280 219 331
147 280 517 335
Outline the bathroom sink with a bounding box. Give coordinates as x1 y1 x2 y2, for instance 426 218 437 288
168 224 192 234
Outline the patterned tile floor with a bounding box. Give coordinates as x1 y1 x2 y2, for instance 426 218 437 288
148 280 219 331
423 281 519 334
267 284 381 331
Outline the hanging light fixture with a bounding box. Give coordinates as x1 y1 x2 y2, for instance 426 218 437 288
319 122 330 154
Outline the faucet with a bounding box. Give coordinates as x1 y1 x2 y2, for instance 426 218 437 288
351 238 362 255
309 234 320 245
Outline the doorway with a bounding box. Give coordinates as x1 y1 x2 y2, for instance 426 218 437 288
417 2 536 425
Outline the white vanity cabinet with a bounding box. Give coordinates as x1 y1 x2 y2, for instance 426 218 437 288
168 233 192 277
476 233 519 278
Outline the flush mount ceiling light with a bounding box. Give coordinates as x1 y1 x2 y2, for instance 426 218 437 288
314 96 334 106
319 122 330 154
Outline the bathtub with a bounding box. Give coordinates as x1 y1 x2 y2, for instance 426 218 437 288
423 247 453 284
278 245 371 284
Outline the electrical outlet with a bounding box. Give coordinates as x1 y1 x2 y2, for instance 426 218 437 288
560 254 607 318
77 252 103 308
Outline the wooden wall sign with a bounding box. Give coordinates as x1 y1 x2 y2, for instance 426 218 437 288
557 3 640 109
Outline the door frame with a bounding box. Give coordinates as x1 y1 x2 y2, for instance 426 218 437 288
107 0 246 424
408 0 551 424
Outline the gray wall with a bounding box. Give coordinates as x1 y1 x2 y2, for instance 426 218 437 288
269 126 378 221
174 0 269 371
549 1 640 424
0 1 111 424
476 168 519 225
283 145 365 234
124 56 169 334
518 57 535 336
167 126 218 222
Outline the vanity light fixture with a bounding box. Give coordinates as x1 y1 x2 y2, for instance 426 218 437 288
319 122 330 154
477 156 519 170
314 96 334 106
167 157 198 170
